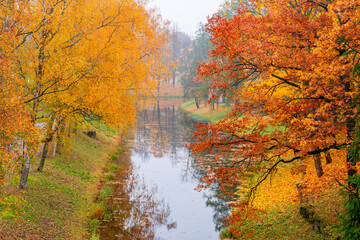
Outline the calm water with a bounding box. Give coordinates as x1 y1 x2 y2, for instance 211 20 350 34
100 100 229 240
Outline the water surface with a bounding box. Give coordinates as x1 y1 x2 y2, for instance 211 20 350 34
100 99 229 239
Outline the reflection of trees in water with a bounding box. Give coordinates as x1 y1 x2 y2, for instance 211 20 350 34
203 183 233 232
132 101 232 233
181 153 233 232
134 102 187 162
178 113 234 231
100 149 176 240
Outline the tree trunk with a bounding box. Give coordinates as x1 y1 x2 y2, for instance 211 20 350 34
53 140 57 158
195 96 200 109
296 183 314 219
52 132 60 157
157 101 161 128
172 71 176 86
297 183 327 236
53 132 62 157
38 140 49 171
55 136 62 155
20 153 30 189
314 152 324 178
325 151 332 164
54 123 65 157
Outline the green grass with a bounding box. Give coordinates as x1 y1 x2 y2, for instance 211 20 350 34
0 130 119 239
181 100 196 109
115 148 125 154
89 121 118 136
181 100 231 123
107 163 120 172
207 109 232 123
187 112 209 123
99 186 113 201
53 160 92 181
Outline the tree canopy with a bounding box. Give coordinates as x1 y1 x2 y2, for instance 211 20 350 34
190 0 360 237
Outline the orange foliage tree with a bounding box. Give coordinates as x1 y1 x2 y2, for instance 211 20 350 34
0 0 169 187
190 0 360 235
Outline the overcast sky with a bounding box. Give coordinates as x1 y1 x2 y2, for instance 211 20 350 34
150 0 223 37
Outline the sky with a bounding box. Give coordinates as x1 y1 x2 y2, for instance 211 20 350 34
149 0 223 37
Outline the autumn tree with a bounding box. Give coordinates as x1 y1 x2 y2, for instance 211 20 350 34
190 0 360 236
12 0 169 182
0 0 38 190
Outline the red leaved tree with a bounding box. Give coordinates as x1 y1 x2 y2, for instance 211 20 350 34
190 0 360 235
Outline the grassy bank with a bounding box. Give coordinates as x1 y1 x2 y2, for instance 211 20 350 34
0 130 120 239
180 100 231 123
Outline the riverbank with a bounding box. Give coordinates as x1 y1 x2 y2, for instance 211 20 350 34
180 100 231 123
0 130 120 239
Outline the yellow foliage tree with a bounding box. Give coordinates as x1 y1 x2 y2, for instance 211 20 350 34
11 0 169 184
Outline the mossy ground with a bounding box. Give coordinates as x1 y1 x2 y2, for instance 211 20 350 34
0 130 120 239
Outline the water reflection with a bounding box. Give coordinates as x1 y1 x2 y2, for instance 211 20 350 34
101 99 231 239
99 149 176 240
134 100 231 237
135 103 188 161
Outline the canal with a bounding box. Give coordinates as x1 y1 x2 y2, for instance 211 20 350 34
100 99 230 239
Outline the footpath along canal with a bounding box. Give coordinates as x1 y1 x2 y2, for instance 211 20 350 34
99 99 230 240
